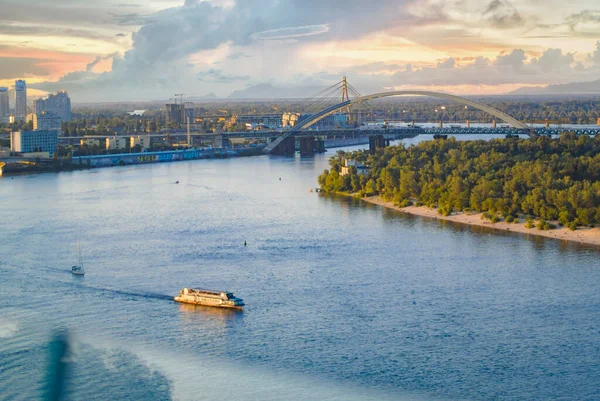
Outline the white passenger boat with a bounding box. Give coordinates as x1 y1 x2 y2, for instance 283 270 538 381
174 288 244 309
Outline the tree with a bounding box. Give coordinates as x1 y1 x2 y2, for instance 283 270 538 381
316 135 600 227
364 179 376 196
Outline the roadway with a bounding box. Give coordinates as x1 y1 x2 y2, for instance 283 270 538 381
59 126 600 143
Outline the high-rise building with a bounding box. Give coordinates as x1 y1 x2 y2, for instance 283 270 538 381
14 80 27 120
34 90 71 122
166 103 184 125
184 102 195 124
33 111 62 131
0 87 9 121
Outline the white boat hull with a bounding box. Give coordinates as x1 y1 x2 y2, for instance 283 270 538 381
174 295 243 309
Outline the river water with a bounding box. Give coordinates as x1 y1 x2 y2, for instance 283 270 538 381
1 135 599 401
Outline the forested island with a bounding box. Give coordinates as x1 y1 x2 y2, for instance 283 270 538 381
318 133 600 234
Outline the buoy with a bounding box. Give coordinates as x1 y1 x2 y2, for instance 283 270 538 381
309 188 313 192
279 177 281 180
244 240 247 246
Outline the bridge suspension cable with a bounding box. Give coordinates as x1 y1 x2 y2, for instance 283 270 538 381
264 89 529 154
285 78 364 115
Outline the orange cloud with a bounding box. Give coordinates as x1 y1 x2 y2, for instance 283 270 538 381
0 45 101 82
391 83 544 95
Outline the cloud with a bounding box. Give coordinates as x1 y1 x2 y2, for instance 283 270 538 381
347 47 598 89
108 12 154 26
227 51 251 60
494 49 526 69
529 48 574 73
483 0 523 29
566 10 600 30
30 0 414 100
196 68 250 83
0 57 53 79
437 57 456 69
589 41 600 65
0 23 115 41
251 25 330 40
86 53 119 72
25 0 600 100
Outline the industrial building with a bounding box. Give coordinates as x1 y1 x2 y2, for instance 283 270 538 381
10 130 58 155
282 112 348 129
106 137 128 150
130 135 152 151
80 139 101 147
234 114 282 129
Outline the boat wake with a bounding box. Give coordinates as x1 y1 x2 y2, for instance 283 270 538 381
2 262 173 302
81 286 174 302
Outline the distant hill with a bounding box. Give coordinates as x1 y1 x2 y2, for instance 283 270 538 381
228 83 326 99
186 92 219 100
199 92 218 99
509 79 600 95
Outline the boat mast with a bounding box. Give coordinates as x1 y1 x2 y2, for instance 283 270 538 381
77 239 83 269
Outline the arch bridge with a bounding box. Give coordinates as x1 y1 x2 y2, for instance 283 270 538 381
264 90 529 154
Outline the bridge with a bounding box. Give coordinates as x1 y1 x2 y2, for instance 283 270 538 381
264 89 530 154
52 78 600 158
0 157 53 175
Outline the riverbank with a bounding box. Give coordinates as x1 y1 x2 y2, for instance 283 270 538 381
364 196 600 247
1 146 265 177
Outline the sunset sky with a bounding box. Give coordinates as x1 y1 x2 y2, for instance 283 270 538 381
1 0 599 102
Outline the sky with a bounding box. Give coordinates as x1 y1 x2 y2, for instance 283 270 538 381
1 0 599 102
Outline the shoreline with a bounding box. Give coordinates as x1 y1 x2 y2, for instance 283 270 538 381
363 196 600 247
1 146 264 177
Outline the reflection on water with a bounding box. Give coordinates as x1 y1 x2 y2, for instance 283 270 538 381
1 140 599 401
178 303 244 323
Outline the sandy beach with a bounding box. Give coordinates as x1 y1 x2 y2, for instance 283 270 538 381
364 196 600 247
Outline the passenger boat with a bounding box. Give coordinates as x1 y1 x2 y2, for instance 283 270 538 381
71 239 85 276
174 288 244 309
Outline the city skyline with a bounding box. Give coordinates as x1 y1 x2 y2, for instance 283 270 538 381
1 0 600 101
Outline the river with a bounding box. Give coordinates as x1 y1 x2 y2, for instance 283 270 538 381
1 135 599 401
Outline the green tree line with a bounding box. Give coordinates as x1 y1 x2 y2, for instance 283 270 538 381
318 133 600 229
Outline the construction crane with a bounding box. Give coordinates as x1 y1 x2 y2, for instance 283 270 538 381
174 93 185 104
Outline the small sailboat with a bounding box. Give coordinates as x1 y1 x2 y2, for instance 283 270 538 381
71 240 85 276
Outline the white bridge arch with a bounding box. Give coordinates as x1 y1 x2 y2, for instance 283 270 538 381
264 90 528 153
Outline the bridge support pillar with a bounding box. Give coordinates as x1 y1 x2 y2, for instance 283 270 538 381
271 136 296 156
492 119 497 129
299 137 315 156
466 120 470 128
369 135 390 154
214 135 230 148
299 136 326 156
316 138 325 153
